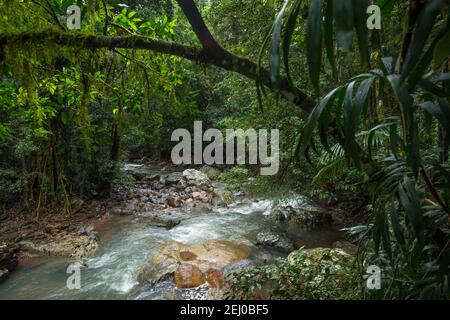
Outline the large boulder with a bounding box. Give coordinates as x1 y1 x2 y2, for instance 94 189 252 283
271 196 331 230
174 263 206 288
206 268 225 288
0 242 18 283
182 169 211 187
139 240 252 288
138 258 178 284
256 231 294 252
200 165 222 180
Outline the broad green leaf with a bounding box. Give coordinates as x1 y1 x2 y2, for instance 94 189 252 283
418 101 450 154
407 17 450 90
387 74 414 114
388 74 422 176
389 122 401 159
355 76 375 118
318 88 346 152
398 177 425 245
296 86 341 158
343 81 360 167
367 121 398 160
390 203 408 255
269 0 290 89
433 28 450 68
283 0 302 85
333 0 354 52
381 57 394 75
307 0 323 96
352 0 370 67
418 79 449 98
324 0 337 78
373 205 384 254
438 98 450 154
401 0 445 83
256 24 275 111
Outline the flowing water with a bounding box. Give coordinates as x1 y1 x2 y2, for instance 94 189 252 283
0 164 342 300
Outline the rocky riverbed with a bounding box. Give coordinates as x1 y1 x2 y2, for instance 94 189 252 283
0 163 352 300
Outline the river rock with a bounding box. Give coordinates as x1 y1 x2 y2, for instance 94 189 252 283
150 181 165 190
271 196 331 230
256 231 294 252
142 174 160 182
146 215 181 230
200 165 222 180
139 240 252 288
167 196 182 208
206 268 225 288
223 259 254 276
163 172 183 185
332 241 358 255
174 263 206 288
19 232 98 260
216 189 235 205
211 196 225 207
0 242 18 283
192 191 210 203
0 269 8 283
75 225 98 242
110 208 133 216
138 258 178 284
182 169 211 187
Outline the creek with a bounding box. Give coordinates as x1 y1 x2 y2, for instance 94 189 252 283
0 164 342 300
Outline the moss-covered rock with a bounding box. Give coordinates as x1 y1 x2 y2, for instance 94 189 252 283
270 196 332 230
225 247 360 300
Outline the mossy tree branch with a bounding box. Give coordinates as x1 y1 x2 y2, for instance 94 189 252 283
0 30 314 112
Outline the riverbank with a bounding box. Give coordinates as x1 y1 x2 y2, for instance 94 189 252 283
0 163 361 299
0 164 224 277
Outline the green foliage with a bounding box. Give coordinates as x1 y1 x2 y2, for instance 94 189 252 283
262 0 450 299
0 0 194 207
0 0 448 301
219 167 251 190
225 248 360 300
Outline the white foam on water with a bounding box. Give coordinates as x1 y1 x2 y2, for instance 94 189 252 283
110 271 138 293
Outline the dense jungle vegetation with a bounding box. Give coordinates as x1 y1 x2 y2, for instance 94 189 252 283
0 0 449 299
